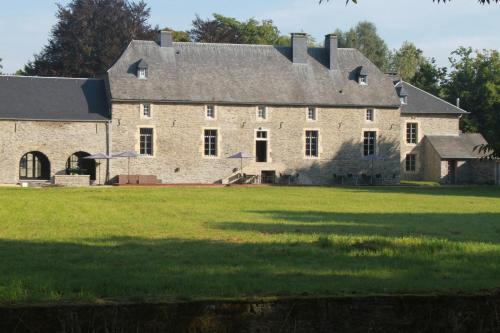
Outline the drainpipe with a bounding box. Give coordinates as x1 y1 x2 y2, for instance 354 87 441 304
106 119 112 184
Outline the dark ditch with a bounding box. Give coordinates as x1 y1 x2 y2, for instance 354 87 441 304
1 294 499 332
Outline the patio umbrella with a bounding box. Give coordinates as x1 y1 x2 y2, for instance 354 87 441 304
112 151 139 184
84 153 114 185
228 152 253 173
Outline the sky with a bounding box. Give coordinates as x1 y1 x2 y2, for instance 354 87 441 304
0 0 499 74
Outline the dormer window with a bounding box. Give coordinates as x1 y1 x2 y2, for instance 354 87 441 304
137 59 148 79
138 68 147 79
358 66 368 85
397 83 408 105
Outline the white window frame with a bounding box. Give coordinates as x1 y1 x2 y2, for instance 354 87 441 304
137 126 155 157
361 129 378 157
138 68 147 79
257 106 267 121
405 154 417 173
304 129 320 159
206 105 216 120
365 108 375 122
254 128 271 163
141 103 152 119
359 75 367 85
203 128 219 158
406 122 419 145
401 96 408 105
307 107 317 121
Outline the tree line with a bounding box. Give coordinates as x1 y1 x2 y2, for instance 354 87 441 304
1 0 498 157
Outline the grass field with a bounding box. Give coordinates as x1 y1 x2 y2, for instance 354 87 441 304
0 186 499 303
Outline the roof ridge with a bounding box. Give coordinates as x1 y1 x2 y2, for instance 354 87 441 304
131 39 359 51
402 80 468 114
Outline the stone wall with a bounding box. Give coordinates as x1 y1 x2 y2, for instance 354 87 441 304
110 103 401 185
423 139 442 182
400 114 460 181
0 120 108 184
1 295 500 333
468 160 496 185
53 175 91 187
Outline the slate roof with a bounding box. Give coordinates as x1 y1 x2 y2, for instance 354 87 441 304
0 76 109 121
426 133 489 159
396 81 467 114
107 40 401 107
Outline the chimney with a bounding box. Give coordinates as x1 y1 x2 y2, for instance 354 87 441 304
291 33 308 64
325 34 338 70
159 30 173 47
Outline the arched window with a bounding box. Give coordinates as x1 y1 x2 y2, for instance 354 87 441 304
66 152 96 180
19 152 51 180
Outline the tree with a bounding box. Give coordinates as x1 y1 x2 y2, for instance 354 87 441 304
21 0 155 78
0 58 3 75
159 27 191 42
410 58 447 97
334 21 391 70
391 42 425 81
443 47 500 158
189 14 290 46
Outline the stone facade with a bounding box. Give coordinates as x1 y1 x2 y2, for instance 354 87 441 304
53 175 91 187
110 103 401 185
400 114 460 180
0 120 108 184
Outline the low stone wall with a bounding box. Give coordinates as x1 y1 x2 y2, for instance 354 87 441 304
52 175 90 187
0 294 499 332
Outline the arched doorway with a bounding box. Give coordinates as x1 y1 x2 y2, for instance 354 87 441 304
66 152 96 180
19 152 51 180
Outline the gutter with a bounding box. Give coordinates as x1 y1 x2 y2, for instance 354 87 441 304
110 99 402 109
0 118 110 123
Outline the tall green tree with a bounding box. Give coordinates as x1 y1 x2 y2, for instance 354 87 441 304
21 0 155 78
0 58 3 75
190 14 290 46
334 21 391 70
409 58 447 97
392 42 425 81
444 47 500 157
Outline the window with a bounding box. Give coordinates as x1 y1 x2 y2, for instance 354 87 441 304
257 106 267 120
256 130 267 139
19 152 50 180
142 104 151 118
140 128 154 156
307 107 317 121
204 129 217 156
366 109 374 121
406 123 418 144
400 96 408 105
256 130 268 162
138 68 147 79
206 105 215 119
359 75 367 85
406 154 416 172
305 130 319 157
363 131 376 156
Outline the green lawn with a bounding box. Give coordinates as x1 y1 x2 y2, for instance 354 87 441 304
0 186 499 303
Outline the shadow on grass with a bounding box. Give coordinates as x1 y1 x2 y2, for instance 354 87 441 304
211 211 500 244
1 233 500 302
347 186 500 199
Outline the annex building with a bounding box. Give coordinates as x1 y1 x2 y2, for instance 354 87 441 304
0 31 498 186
